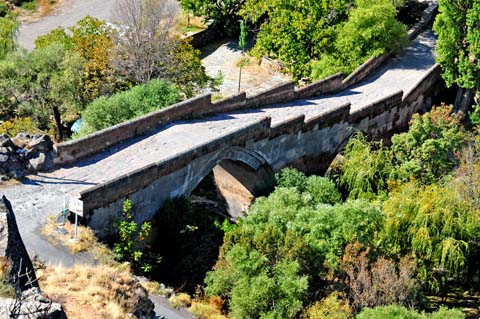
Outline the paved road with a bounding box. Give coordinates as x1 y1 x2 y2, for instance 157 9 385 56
1 28 437 261
17 0 117 49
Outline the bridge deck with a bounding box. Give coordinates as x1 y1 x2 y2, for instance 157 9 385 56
0 29 437 264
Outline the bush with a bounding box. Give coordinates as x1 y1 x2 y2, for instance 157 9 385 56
0 117 45 136
302 292 352 319
78 79 180 136
356 305 465 319
340 243 419 312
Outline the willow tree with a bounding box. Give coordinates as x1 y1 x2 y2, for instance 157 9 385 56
433 0 480 113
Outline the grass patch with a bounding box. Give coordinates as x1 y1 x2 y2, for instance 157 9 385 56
0 257 14 298
20 0 37 11
140 280 173 297
188 296 227 319
37 264 149 319
169 292 192 309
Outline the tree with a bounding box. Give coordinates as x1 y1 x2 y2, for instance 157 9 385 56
205 169 381 318
242 0 352 80
433 0 480 113
311 0 408 80
35 16 126 105
0 44 84 140
0 10 17 60
111 0 214 97
179 0 245 36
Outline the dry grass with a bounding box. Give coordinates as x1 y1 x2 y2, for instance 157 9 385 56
188 296 227 319
169 292 192 309
140 280 173 297
37 264 147 319
43 215 103 254
0 257 14 298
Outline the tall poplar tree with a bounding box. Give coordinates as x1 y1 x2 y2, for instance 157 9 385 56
433 0 480 113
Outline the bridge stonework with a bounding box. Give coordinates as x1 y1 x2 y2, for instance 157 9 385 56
74 62 441 235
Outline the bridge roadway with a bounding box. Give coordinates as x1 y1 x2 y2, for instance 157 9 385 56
0 29 436 265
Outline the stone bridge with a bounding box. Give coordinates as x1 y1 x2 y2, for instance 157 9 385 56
2 3 441 243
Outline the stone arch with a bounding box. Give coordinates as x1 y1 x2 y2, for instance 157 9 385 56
183 146 275 218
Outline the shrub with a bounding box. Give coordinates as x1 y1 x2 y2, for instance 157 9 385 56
356 305 465 319
79 79 180 136
0 257 14 298
341 243 419 312
0 117 45 136
302 292 353 319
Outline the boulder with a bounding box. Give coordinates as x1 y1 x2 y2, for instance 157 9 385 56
0 288 67 319
12 133 33 149
0 134 15 149
26 135 53 153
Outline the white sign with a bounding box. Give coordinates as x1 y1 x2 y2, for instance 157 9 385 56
68 196 84 217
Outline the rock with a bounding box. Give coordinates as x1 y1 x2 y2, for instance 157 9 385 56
12 133 32 149
0 196 38 291
0 154 8 164
0 147 13 155
0 134 15 149
0 287 67 319
27 153 46 172
7 169 23 179
26 135 53 153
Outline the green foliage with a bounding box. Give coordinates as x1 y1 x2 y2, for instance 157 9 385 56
390 105 466 184
311 0 408 80
0 11 17 60
35 16 123 104
0 117 46 136
380 181 479 291
205 173 381 318
340 134 392 199
167 39 217 98
0 44 84 139
340 106 466 200
356 305 465 319
433 0 480 90
243 0 352 80
113 199 159 273
78 79 179 136
180 0 244 36
239 20 247 50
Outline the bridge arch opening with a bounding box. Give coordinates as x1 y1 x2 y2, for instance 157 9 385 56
187 147 275 218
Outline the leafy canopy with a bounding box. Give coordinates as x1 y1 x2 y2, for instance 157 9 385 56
78 79 180 136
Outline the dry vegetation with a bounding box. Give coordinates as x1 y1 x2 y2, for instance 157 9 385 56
37 264 148 319
0 257 14 298
188 296 227 319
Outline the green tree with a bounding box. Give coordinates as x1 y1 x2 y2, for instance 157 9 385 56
205 170 381 318
433 0 480 112
0 10 17 60
0 44 84 139
311 0 407 80
390 105 466 184
35 16 124 105
381 181 479 291
243 0 352 80
78 79 180 136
